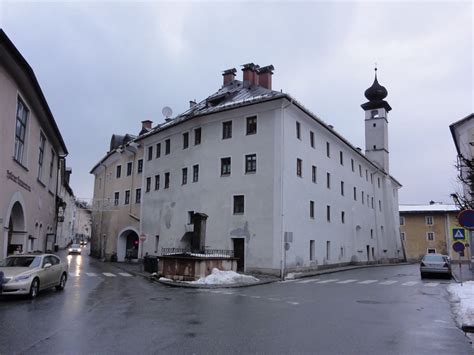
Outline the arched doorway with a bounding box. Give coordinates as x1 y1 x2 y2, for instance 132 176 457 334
7 202 26 255
116 228 139 261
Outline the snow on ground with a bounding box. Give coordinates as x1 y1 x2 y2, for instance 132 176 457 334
188 268 259 285
447 281 474 327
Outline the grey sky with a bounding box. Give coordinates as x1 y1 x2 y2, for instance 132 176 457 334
1 1 472 204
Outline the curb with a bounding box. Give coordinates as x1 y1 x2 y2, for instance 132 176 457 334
154 278 276 289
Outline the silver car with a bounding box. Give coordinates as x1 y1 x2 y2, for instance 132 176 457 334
420 253 452 279
68 244 81 255
0 254 68 298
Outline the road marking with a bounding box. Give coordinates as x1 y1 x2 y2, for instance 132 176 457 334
267 298 281 301
296 278 320 284
103 272 116 277
379 280 397 285
118 273 132 277
287 301 300 305
425 282 439 287
221 291 234 295
336 279 358 284
86 272 97 277
358 280 378 284
282 279 297 283
402 281 418 286
250 295 261 299
316 279 339 284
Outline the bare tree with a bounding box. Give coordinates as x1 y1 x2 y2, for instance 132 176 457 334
451 155 474 210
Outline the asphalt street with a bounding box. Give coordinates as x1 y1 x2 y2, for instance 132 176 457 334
0 248 472 355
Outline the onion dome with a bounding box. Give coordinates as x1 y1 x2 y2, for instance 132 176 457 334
364 68 388 101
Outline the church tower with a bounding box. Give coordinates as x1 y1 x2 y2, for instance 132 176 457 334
361 68 392 173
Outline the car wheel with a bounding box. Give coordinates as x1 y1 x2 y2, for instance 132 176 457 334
56 273 67 291
29 278 39 299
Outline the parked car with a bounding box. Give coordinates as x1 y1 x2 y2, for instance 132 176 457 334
420 254 452 279
0 254 68 298
68 244 81 255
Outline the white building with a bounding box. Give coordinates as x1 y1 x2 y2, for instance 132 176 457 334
137 64 403 276
56 164 75 249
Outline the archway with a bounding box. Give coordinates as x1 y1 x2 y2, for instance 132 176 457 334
7 202 26 255
117 228 139 261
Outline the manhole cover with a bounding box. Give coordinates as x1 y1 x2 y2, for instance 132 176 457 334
356 300 381 304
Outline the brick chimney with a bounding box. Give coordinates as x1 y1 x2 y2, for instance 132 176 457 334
257 65 274 90
242 63 258 86
141 120 152 130
222 68 237 86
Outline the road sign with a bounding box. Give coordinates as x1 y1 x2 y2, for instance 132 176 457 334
453 241 465 253
458 210 474 229
139 233 147 242
452 228 466 240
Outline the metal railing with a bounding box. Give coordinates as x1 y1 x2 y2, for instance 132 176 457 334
161 247 234 257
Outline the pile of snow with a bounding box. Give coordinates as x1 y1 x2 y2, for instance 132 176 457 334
285 272 302 280
188 268 259 285
158 277 173 282
447 281 474 328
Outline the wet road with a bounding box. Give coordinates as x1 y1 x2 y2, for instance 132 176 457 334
0 250 472 354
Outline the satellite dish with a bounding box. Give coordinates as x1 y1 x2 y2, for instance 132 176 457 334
162 106 173 118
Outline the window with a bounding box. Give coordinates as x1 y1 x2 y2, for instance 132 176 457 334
124 190 130 205
326 241 330 260
310 201 315 218
371 197 374 209
339 151 343 165
246 116 257 135
245 154 257 173
49 149 55 178
370 229 374 238
377 178 381 188
379 200 382 212
362 191 365 204
296 121 301 139
193 164 199 182
127 162 132 176
194 128 201 145
326 205 331 222
222 121 232 139
310 240 315 261
135 188 141 204
312 165 317 183
326 142 330 157
114 192 120 206
310 131 315 148
183 132 189 149
164 172 170 188
116 165 122 178
155 175 160 190
14 97 28 164
147 146 153 160
400 216 405 226
38 133 46 180
154 235 160 254
182 168 188 185
221 157 231 176
427 248 436 254
297 158 302 177
359 164 362 177
371 110 379 118
401 232 406 241
146 177 151 192
340 181 344 196
165 139 170 155
351 159 354 172
425 216 433 225
326 172 331 189
137 159 143 174
426 232 435 241
188 211 194 225
366 170 368 181
156 143 161 158
233 195 244 214
341 211 345 224
353 187 357 201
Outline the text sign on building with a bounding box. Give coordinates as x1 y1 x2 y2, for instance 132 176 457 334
452 228 466 240
458 210 474 229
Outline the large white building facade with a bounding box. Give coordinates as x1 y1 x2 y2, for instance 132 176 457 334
137 64 403 275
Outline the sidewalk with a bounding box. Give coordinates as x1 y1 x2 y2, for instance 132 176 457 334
451 262 474 283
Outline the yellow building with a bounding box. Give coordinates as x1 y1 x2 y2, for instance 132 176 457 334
399 203 470 262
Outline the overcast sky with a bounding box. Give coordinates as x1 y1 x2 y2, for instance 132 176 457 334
1 1 472 204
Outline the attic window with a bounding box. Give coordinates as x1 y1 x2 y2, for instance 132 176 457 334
207 93 228 106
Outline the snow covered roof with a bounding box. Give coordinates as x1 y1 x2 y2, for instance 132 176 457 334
399 204 459 213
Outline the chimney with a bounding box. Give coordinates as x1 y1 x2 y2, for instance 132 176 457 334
242 63 258 86
222 68 237 86
141 120 152 130
257 65 274 90
189 100 197 108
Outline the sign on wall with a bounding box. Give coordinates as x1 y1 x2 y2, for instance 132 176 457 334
451 227 467 241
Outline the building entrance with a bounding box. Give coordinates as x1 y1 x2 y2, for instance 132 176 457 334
7 202 26 255
233 238 245 272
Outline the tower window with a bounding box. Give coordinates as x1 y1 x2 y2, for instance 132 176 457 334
371 110 379 118
373 123 376 127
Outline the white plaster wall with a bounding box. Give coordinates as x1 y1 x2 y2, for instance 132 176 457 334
141 100 282 272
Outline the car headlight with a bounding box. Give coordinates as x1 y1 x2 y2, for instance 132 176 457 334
69 248 73 252
14 274 31 282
